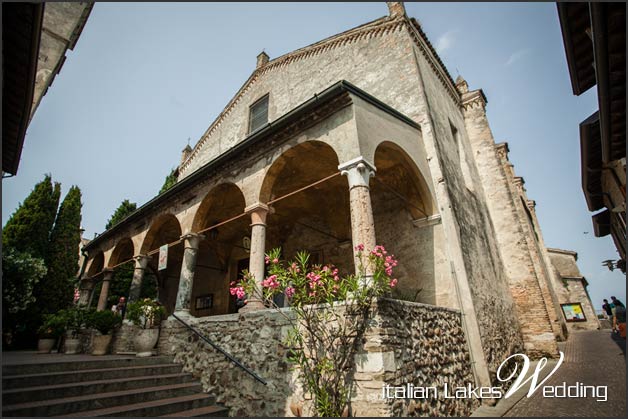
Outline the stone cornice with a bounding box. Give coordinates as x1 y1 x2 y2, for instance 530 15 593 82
461 89 487 111
495 142 510 160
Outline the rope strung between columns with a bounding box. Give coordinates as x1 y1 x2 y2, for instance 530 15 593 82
83 171 342 279
371 176 429 218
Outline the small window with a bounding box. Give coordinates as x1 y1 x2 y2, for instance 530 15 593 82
248 94 269 133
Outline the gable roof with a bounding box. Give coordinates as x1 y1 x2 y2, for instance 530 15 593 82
179 12 459 175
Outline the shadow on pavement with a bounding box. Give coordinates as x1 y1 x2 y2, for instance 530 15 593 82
610 331 626 356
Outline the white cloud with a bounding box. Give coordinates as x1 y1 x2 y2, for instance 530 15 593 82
435 30 456 55
505 48 531 66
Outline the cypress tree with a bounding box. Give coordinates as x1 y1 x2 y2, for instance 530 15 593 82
2 175 61 259
105 199 137 230
38 186 83 314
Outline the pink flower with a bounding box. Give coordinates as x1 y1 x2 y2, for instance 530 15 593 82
285 287 295 298
237 288 246 299
265 256 270 265
355 244 365 252
389 278 398 288
333 275 340 282
272 258 279 264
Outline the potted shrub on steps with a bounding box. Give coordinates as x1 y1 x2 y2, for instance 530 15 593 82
62 307 87 354
126 298 165 357
37 313 66 354
86 309 122 355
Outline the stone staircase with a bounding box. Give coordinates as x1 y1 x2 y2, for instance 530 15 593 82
1 355 228 417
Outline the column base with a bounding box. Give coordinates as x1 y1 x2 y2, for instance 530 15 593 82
170 309 193 322
239 300 265 312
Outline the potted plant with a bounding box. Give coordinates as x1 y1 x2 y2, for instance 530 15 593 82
37 313 66 354
85 309 122 355
62 307 87 354
126 298 165 357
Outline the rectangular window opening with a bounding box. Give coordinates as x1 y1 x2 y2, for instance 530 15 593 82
249 94 269 134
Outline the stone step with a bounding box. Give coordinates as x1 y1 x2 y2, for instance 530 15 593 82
2 382 205 417
3 372 195 405
161 404 230 417
2 355 174 376
57 393 219 417
3 363 183 388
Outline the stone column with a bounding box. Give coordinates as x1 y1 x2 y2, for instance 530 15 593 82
129 254 151 303
241 203 269 312
96 269 114 311
78 278 94 307
339 157 377 277
174 233 205 316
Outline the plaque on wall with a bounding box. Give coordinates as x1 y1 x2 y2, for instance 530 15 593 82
560 303 587 322
195 294 214 310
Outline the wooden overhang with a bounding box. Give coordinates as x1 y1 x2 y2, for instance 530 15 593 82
559 2 626 212
83 80 421 253
2 2 44 176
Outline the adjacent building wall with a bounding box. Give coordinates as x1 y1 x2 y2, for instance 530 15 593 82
547 248 600 331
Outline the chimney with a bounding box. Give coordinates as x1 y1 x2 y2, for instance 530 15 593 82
387 2 406 18
256 51 269 69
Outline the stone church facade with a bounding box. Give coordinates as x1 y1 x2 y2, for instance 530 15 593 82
78 3 595 415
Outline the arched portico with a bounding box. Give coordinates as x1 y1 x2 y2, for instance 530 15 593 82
182 183 249 317
139 214 183 315
371 141 443 305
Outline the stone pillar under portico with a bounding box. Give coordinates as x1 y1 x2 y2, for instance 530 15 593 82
339 156 377 280
96 269 114 311
240 203 269 312
128 254 151 303
173 233 205 317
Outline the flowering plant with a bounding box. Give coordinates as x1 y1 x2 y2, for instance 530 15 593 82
126 298 165 329
231 244 398 417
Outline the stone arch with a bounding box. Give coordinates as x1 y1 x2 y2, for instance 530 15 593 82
189 183 249 317
140 214 184 315
141 214 182 255
86 251 104 277
371 141 440 305
261 140 353 285
192 183 246 233
108 238 135 268
259 140 344 204
372 141 435 219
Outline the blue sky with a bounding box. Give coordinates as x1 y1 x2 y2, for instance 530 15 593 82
3 2 624 310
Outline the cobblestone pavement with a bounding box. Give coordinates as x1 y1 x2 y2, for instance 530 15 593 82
504 330 626 417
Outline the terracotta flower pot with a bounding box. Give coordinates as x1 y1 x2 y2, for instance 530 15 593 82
133 328 160 357
37 338 56 354
64 338 81 354
91 334 112 355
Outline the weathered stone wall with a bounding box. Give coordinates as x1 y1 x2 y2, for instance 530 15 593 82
158 299 478 417
362 299 479 417
408 37 524 378
180 18 420 178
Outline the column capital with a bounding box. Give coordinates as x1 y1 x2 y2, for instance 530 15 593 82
245 203 269 226
338 156 376 189
133 254 151 269
102 268 114 279
180 232 205 250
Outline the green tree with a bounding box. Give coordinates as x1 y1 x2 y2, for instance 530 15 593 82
2 175 60 259
105 199 137 230
2 248 47 315
37 186 83 315
159 168 177 194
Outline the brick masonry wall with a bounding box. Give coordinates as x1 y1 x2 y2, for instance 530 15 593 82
158 299 478 417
